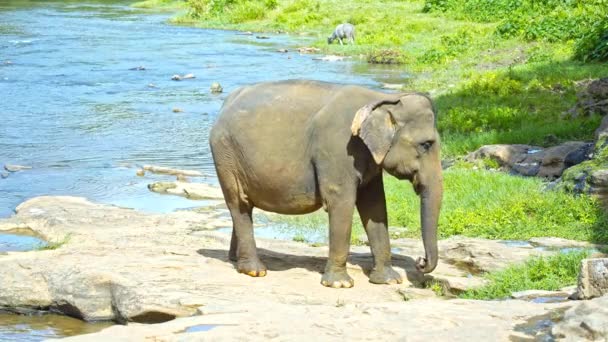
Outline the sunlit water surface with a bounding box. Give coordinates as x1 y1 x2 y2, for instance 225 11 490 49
0 0 408 218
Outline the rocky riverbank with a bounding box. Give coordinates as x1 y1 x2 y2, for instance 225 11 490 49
0 194 606 340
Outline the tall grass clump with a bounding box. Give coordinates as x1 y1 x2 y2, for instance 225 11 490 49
186 0 276 22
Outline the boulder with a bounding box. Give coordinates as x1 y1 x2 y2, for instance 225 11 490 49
465 142 593 179
565 78 608 118
574 258 608 300
556 133 608 203
4 164 32 172
551 295 608 341
594 115 608 141
210 82 223 93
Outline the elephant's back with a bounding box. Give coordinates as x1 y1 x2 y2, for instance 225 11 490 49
217 80 341 124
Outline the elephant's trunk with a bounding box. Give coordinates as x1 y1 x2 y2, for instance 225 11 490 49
415 170 442 274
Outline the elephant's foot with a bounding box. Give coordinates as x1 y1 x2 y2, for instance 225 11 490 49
369 265 402 285
237 257 267 277
321 269 354 288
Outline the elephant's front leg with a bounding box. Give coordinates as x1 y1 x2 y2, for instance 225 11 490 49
322 197 356 288
357 176 402 285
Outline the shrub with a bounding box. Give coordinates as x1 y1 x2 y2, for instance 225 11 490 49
366 48 406 64
229 1 267 23
574 17 608 62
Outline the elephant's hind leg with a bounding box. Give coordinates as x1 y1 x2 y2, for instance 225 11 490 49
214 158 266 277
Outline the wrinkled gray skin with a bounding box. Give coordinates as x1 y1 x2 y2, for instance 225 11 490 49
210 80 443 288
327 23 355 45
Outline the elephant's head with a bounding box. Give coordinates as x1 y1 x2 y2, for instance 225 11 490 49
351 94 443 273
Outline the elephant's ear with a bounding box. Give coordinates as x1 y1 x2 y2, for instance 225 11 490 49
351 99 400 164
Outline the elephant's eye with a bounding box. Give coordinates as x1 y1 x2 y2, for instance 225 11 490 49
419 140 434 152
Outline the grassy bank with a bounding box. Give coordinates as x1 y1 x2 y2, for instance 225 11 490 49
146 0 608 244
385 167 608 243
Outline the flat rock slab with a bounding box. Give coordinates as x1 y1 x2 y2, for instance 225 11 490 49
148 181 224 200
56 299 572 342
552 295 608 341
0 196 587 340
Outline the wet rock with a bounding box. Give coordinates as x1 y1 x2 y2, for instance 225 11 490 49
538 142 593 179
129 66 146 71
135 169 145 177
1 172 8 179
312 55 349 62
236 31 253 36
148 181 224 200
381 83 404 90
172 108 183 113
210 82 223 93
255 35 269 39
552 295 608 341
171 73 195 81
466 142 592 179
574 258 608 300
297 47 321 54
4 164 32 172
142 165 203 177
276 48 288 53
566 78 608 118
511 289 569 301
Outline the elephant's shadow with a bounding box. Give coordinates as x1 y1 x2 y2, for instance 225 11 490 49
197 248 426 285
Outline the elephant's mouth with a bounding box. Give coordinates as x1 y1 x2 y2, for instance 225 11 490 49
411 173 424 195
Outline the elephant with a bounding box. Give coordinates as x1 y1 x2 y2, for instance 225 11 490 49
209 80 443 288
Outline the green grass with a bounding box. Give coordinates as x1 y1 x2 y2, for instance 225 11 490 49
385 168 608 244
132 0 187 9
267 167 608 245
460 250 589 300
35 234 71 251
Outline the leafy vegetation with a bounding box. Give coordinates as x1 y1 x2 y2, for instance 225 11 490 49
460 250 590 300
422 0 606 42
385 168 608 243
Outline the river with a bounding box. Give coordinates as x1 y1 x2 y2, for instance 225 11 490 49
0 0 407 217
0 0 408 339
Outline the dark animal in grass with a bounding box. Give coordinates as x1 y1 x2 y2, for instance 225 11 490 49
209 80 442 288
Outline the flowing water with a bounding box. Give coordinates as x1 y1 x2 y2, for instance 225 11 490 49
0 0 407 218
0 0 409 338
